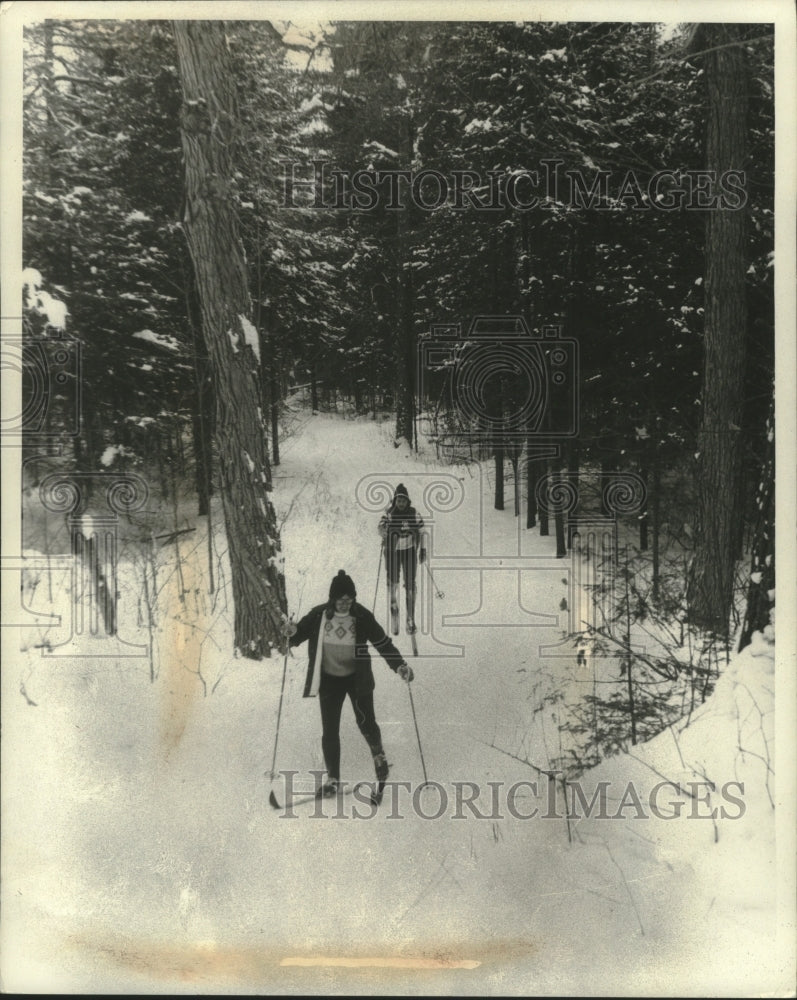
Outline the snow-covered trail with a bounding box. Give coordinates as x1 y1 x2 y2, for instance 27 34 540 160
230 415 707 990
270 413 567 792
1 412 785 995
237 413 658 989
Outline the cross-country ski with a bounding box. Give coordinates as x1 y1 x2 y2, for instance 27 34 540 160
268 780 356 812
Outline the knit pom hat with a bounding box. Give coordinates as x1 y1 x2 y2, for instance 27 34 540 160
329 569 356 601
394 483 410 501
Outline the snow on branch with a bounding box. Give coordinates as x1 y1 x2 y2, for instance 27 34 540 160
133 329 180 353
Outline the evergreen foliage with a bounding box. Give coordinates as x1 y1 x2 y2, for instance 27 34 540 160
21 17 775 661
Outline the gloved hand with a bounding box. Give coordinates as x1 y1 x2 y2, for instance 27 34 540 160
397 662 414 682
281 618 297 637
418 548 427 564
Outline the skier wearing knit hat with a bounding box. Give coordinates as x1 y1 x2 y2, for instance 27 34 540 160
282 569 413 801
378 483 426 635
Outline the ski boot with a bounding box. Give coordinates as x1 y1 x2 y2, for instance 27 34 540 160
372 751 389 783
315 778 339 799
406 588 417 633
370 750 390 807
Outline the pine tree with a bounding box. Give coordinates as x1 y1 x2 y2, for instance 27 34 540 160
173 19 287 657
687 23 750 634
23 20 191 473
738 383 774 651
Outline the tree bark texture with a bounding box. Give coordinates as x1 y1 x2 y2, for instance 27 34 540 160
526 450 538 529
738 384 774 651
394 238 416 447
687 23 749 634
186 256 213 517
494 449 505 511
174 20 286 658
554 466 567 558
394 115 416 447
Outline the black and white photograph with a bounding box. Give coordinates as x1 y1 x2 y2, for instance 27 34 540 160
1 1 795 994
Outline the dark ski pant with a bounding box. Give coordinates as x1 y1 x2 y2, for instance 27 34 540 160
319 671 382 781
386 545 417 592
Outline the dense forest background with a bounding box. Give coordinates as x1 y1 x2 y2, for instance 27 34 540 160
21 19 775 663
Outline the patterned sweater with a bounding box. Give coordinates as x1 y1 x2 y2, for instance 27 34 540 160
289 601 406 697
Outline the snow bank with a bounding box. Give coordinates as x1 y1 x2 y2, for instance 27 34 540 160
2 413 792 996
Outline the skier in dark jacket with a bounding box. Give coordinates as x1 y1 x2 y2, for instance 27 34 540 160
378 483 426 633
283 569 413 798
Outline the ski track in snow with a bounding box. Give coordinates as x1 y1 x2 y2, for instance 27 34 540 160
2 412 784 995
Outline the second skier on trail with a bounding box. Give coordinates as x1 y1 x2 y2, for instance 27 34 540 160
378 483 426 636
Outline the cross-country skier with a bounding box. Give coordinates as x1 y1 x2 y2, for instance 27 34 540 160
282 569 414 800
378 483 426 634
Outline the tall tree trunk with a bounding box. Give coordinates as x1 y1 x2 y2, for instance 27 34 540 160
553 464 567 558
492 355 505 512
186 256 213 517
270 361 281 467
259 311 281 468
394 115 416 447
738 384 774 651
510 446 520 517
566 440 580 550
526 446 538 529
600 457 612 518
494 450 505 511
396 250 416 445
687 23 749 634
651 445 661 602
538 459 550 537
521 213 541 533
638 464 649 552
174 20 286 658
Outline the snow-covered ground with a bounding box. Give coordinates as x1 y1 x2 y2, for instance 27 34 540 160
1 412 794 995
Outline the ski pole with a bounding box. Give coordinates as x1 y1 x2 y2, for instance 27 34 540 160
268 645 289 781
423 558 444 599
372 544 384 614
407 680 430 790
268 615 293 787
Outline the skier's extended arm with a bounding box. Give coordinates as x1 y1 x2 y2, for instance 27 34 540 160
415 511 427 563
363 609 414 681
282 609 315 648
